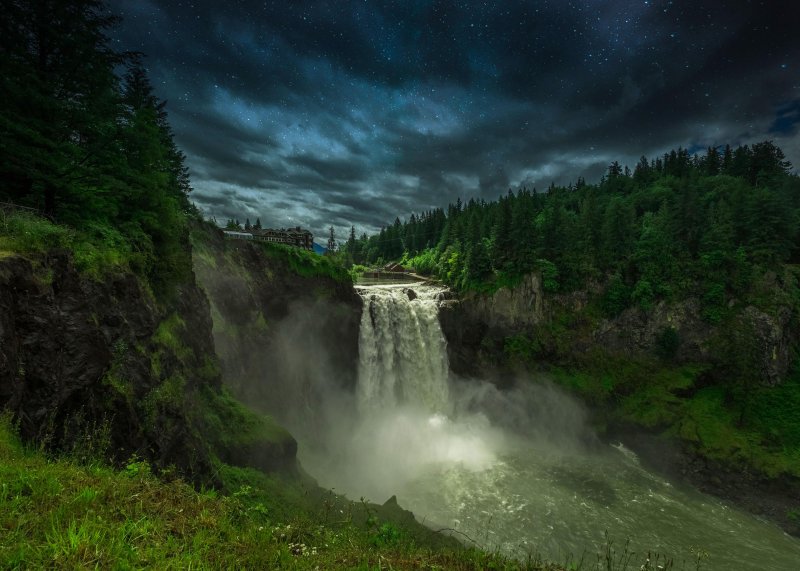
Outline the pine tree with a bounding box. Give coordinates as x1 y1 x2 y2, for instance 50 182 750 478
327 226 336 254
0 0 124 216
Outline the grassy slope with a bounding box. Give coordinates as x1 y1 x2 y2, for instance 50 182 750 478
0 415 579 570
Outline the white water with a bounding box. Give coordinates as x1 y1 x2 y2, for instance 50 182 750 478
299 282 800 570
356 284 449 413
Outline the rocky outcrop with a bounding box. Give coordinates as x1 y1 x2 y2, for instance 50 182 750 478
0 251 206 474
0 246 297 480
441 272 797 386
191 223 362 438
463 273 545 330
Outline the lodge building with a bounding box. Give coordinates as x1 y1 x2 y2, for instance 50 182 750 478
222 226 313 250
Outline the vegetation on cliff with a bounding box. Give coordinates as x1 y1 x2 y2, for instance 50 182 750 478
1 0 195 295
349 142 800 523
343 143 798 311
0 0 292 509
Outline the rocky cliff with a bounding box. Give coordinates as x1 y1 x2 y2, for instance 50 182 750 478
190 223 362 442
0 245 296 480
441 272 797 387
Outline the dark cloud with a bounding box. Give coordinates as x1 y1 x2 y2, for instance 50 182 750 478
108 0 800 240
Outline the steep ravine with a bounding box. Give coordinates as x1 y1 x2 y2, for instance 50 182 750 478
439 272 800 536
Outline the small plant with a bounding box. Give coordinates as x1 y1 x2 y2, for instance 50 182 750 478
124 455 152 478
369 522 401 548
689 546 709 570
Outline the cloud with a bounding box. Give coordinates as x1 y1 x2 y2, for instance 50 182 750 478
109 0 800 240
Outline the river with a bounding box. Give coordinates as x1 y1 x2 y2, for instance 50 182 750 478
299 282 800 570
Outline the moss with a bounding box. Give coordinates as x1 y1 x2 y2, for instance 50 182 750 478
143 375 187 425
200 388 293 452
152 313 191 361
198 355 222 383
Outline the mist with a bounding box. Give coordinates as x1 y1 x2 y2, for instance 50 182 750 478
199 276 800 569
226 283 596 505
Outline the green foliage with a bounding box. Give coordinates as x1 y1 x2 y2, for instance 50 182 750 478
631 279 654 311
348 143 797 315
152 313 190 359
0 3 194 295
701 283 727 323
550 349 800 478
602 275 631 317
0 212 134 279
368 521 401 548
257 242 351 283
747 369 800 453
504 334 542 365
199 387 293 455
536 259 559 292
347 263 369 282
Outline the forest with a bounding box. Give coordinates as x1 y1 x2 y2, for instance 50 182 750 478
343 143 799 319
0 0 194 294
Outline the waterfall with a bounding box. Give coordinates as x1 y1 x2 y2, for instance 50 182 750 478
355 283 450 413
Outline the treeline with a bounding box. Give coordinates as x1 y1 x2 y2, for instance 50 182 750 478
343 142 799 317
0 0 193 291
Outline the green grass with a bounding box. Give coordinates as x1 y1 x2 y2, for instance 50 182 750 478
200 387 293 456
0 211 137 280
152 313 191 360
672 382 800 478
0 414 584 570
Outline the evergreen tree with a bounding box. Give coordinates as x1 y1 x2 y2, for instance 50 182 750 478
0 0 124 216
327 226 336 254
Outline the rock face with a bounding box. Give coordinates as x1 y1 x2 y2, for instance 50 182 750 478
0 250 218 476
0 245 299 479
439 274 544 378
464 273 545 331
191 224 362 439
441 272 797 386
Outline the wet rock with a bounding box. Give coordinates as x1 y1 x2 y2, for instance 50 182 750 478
0 243 297 482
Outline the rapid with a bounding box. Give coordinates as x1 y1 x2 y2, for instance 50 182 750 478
299 282 800 570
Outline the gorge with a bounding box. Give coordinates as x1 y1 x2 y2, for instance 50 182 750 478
305 282 800 570
2 222 799 569
189 230 800 569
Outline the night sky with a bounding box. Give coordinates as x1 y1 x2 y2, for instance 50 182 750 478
108 0 800 241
